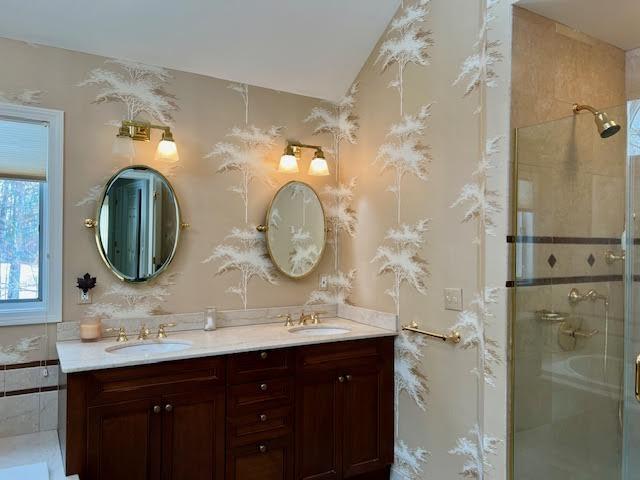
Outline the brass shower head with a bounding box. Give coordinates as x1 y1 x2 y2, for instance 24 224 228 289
573 104 621 139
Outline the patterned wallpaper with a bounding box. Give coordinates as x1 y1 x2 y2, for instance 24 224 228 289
0 36 342 362
339 0 512 478
0 0 517 476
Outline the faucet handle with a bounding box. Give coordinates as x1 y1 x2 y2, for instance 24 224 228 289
157 323 176 339
278 314 293 327
138 324 150 340
310 311 327 325
105 327 128 342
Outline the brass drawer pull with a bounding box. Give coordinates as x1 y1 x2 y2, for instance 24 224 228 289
258 444 267 453
338 376 345 383
165 404 173 412
153 405 161 414
345 375 352 382
260 351 268 360
260 383 268 391
259 414 268 422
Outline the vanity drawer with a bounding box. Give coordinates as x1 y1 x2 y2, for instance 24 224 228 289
85 357 225 406
228 348 294 384
227 406 293 447
228 377 293 414
296 337 392 372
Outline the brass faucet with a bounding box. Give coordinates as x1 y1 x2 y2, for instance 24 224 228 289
298 312 313 326
138 324 151 341
157 323 176 339
298 311 325 326
105 327 128 343
278 314 294 327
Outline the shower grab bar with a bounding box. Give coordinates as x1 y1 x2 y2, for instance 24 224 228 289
636 354 640 402
402 321 461 344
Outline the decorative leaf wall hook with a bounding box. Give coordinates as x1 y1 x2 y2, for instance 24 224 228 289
76 273 97 294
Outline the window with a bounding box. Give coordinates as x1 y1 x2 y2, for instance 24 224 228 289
0 104 63 325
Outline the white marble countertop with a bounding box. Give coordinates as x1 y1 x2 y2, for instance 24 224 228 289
57 318 396 374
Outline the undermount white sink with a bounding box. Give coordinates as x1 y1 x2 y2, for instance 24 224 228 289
288 325 351 336
106 340 193 355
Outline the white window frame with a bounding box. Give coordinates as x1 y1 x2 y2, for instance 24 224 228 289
0 103 63 325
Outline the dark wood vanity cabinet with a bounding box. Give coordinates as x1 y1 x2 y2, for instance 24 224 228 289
65 357 226 480
63 337 394 480
295 339 394 480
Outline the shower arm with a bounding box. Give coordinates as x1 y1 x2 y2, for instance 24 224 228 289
573 104 599 115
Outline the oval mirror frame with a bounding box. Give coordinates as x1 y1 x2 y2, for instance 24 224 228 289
263 181 326 280
93 165 183 283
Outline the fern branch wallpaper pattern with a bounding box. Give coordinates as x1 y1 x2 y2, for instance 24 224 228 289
0 0 517 473
305 84 360 305
449 0 504 478
0 36 334 329
340 0 512 477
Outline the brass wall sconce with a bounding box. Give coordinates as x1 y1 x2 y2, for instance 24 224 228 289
114 120 179 162
279 142 329 176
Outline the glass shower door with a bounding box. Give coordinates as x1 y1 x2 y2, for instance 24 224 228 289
623 98 640 479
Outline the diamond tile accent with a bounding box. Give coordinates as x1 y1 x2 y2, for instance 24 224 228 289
547 254 557 268
587 254 596 267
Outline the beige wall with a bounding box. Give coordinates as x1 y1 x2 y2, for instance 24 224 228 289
0 37 338 361
628 48 640 100
511 7 626 130
339 0 512 477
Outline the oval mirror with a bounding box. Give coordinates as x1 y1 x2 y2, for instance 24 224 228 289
265 181 326 279
94 166 182 282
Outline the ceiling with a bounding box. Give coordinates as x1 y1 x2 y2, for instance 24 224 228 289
517 0 640 51
0 0 399 102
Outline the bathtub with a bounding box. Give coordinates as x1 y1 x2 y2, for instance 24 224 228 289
542 354 623 398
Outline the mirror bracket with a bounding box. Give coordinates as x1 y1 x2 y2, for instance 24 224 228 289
84 218 97 228
256 225 268 233
180 222 190 229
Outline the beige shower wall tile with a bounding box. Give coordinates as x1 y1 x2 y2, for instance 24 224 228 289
511 6 626 130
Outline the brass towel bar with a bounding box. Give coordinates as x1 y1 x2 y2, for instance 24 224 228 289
402 321 461 344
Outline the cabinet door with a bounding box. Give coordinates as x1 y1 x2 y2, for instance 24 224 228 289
295 369 342 480
226 436 293 480
161 389 225 480
342 361 394 478
87 398 162 480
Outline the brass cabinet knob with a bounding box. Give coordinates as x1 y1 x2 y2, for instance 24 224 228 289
260 351 268 360
259 414 267 422
153 405 161 414
338 376 345 383
260 383 268 391
345 375 352 382
258 444 267 453
165 404 173 412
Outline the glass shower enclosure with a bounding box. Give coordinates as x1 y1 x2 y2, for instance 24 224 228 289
512 101 640 479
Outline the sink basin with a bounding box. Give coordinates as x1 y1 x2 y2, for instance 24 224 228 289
288 325 351 336
106 340 193 355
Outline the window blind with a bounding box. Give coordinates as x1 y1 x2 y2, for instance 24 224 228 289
0 117 48 181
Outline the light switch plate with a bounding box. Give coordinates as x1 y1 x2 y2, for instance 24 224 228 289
444 288 463 311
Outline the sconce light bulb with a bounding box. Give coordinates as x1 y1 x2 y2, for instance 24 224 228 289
112 135 135 160
155 131 179 163
278 150 299 173
308 149 329 176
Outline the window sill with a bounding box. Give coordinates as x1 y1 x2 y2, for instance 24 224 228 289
0 307 61 326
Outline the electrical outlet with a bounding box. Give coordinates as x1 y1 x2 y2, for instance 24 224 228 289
444 288 463 311
319 275 329 290
78 290 92 305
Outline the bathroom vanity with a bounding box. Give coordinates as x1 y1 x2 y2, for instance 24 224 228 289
58 333 394 480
